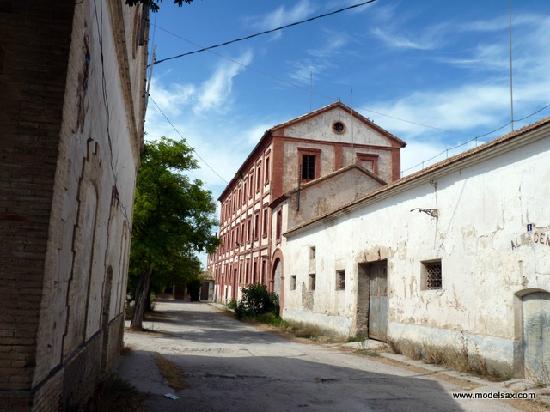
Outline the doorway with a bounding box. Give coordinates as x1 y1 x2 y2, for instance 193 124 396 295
523 292 550 383
357 260 388 341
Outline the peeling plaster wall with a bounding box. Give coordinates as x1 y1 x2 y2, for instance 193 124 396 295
286 168 383 229
281 108 396 194
283 133 550 371
0 0 146 409
284 107 389 146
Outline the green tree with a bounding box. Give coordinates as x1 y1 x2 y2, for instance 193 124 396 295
126 0 194 12
129 137 218 330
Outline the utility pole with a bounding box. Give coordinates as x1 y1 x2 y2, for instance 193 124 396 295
508 0 514 131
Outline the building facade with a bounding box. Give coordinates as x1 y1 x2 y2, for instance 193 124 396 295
208 102 406 304
0 0 148 409
282 118 550 382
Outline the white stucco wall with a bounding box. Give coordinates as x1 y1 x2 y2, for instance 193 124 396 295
284 107 390 146
283 130 550 371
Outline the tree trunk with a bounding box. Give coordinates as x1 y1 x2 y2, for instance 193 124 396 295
145 290 152 312
130 267 152 330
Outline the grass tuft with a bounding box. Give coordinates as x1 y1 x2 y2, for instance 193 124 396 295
154 353 186 391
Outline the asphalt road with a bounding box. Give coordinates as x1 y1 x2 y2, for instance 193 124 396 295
119 301 520 412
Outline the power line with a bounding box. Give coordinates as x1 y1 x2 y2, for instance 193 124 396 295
400 102 550 176
153 0 377 66
147 95 229 184
153 24 448 133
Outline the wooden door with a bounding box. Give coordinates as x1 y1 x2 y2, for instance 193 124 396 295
368 261 388 342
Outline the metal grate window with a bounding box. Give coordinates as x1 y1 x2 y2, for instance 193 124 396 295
423 260 442 289
336 270 345 290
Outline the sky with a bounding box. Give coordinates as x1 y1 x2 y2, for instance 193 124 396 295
145 0 550 207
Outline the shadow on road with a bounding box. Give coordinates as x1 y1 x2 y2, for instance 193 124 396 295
120 302 467 412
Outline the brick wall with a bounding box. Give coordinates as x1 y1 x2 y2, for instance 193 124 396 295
0 1 76 408
0 0 147 410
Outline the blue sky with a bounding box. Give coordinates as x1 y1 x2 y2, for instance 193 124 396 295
145 0 550 199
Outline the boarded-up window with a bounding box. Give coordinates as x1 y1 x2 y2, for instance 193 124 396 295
422 259 442 289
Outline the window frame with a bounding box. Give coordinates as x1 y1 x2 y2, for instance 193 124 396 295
336 270 346 290
297 148 321 182
421 259 443 290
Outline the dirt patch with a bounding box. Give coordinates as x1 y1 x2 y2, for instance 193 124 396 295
154 353 186 391
506 399 550 412
353 351 481 391
90 375 146 412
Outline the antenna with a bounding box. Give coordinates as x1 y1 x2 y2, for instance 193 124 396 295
309 70 313 111
508 0 514 131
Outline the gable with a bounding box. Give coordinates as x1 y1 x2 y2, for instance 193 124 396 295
280 106 398 147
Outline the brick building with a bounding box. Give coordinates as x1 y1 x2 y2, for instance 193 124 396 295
0 0 148 409
207 102 406 305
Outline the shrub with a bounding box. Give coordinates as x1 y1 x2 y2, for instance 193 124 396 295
227 299 237 310
234 283 279 319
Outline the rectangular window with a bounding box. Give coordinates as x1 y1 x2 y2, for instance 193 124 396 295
276 209 282 241
265 157 270 184
336 270 345 290
290 275 297 290
262 209 268 238
302 154 316 180
309 274 316 291
241 222 245 243
247 218 252 243
254 213 259 240
249 172 254 198
253 261 257 283
256 164 261 192
422 259 442 289
261 259 266 284
243 182 247 203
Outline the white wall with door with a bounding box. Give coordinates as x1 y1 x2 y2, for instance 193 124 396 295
283 125 550 379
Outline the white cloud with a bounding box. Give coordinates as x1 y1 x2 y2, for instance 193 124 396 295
400 139 447 175
288 32 349 85
365 13 550 139
148 78 195 117
251 0 316 32
195 51 253 114
244 123 273 145
371 23 448 51
460 14 541 33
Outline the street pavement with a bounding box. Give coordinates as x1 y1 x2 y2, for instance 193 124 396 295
118 301 521 412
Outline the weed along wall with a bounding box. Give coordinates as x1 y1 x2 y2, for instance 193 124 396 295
282 120 550 381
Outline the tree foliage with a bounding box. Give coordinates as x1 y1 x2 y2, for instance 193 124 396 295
235 284 279 320
126 0 194 12
129 137 218 329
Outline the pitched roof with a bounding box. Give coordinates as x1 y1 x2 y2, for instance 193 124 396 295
285 115 550 237
270 163 386 208
271 101 406 147
218 101 405 201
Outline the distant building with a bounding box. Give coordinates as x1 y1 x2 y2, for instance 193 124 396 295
282 117 550 382
0 1 148 409
207 102 406 306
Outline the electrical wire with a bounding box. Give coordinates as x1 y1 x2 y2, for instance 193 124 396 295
400 102 550 175
153 0 377 66
153 24 448 133
147 95 229 184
